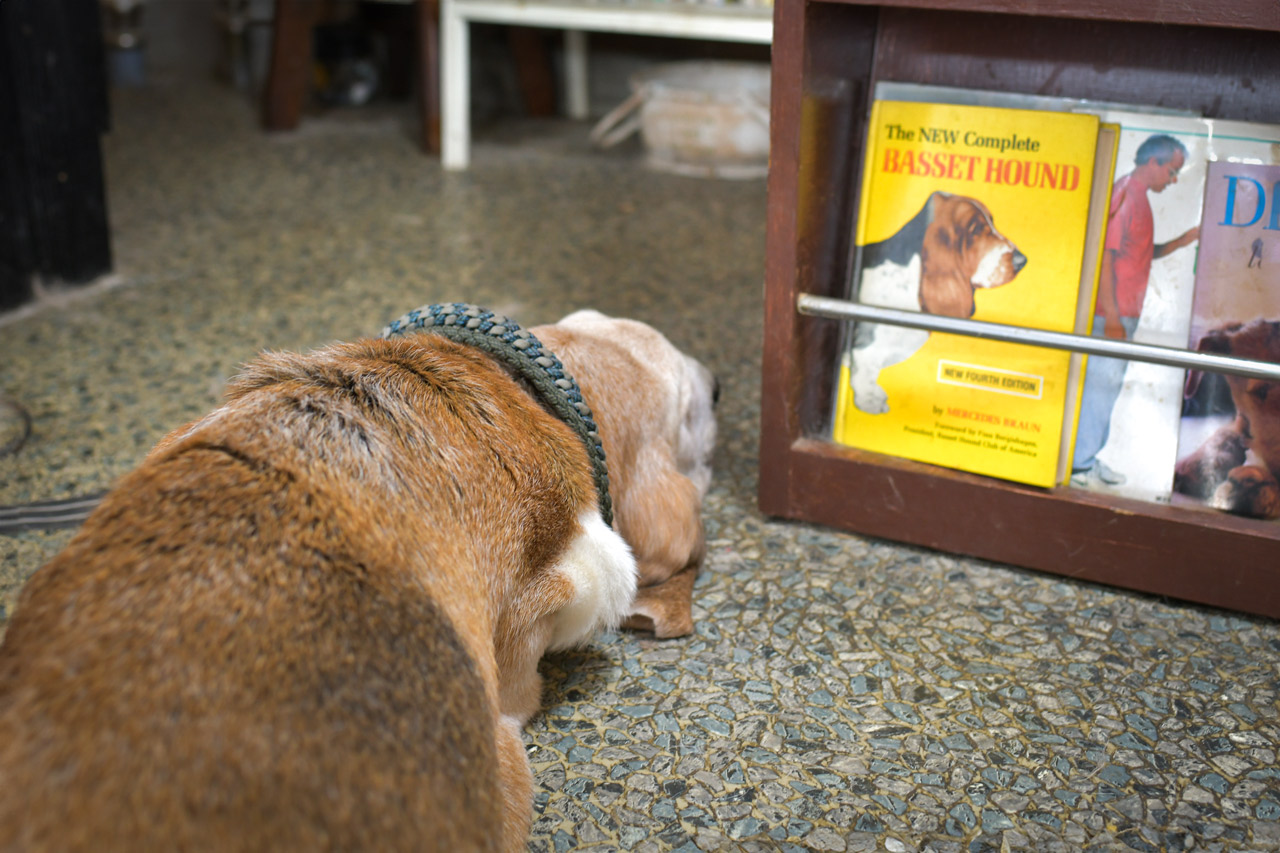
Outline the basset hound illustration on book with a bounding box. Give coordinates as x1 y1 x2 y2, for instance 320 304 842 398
850 190 1028 414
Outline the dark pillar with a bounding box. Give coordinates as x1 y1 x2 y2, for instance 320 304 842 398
0 0 112 310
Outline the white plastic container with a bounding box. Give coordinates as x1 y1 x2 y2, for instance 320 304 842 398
590 61 771 179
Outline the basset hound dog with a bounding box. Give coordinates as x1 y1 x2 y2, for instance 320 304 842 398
0 308 717 852
1174 318 1280 519
850 191 1027 414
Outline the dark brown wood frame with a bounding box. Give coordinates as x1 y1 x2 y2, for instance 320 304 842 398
759 0 1280 619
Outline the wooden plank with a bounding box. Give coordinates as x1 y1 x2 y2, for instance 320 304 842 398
873 9 1280 124
758 0 811 516
814 0 1280 34
782 438 1280 619
262 0 320 131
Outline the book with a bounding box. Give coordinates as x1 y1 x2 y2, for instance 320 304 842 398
831 99 1101 487
1062 112 1214 502
858 86 1228 501
1068 115 1280 503
1172 157 1280 519
1055 122 1120 485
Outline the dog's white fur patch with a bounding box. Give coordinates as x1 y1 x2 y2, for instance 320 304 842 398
859 253 923 311
972 244 1013 288
548 510 637 650
852 255 929 414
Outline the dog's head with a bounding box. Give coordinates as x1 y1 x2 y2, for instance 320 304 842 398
920 192 1027 317
533 310 717 638
1195 319 1280 477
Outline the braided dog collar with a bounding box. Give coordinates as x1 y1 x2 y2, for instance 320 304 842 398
381 303 613 527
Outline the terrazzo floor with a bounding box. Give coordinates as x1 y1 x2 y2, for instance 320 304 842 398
2 73 1279 853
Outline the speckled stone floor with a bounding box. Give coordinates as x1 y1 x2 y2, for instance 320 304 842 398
3 75 1279 853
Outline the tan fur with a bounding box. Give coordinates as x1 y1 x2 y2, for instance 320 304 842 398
0 313 716 851
919 193 1023 318
1175 319 1280 519
534 312 715 639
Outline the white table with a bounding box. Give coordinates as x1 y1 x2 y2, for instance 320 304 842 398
440 0 774 169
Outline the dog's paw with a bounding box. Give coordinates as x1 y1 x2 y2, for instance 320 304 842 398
622 564 698 639
1173 425 1246 499
1210 465 1280 519
853 384 889 415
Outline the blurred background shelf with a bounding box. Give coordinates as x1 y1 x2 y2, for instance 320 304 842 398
441 0 773 168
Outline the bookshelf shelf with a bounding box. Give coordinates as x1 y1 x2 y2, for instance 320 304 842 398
758 0 1280 619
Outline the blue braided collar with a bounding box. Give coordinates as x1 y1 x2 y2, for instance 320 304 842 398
381 303 612 527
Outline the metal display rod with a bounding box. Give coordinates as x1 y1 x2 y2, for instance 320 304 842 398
797 293 1280 383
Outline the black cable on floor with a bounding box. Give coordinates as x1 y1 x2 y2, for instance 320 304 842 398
0 493 104 534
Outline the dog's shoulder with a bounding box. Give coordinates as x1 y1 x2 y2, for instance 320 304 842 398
223 336 519 436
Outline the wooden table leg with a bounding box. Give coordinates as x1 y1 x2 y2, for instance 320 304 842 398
507 27 556 117
262 0 319 131
417 0 441 154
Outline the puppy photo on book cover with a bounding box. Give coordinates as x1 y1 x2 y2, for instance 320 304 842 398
1174 159 1280 520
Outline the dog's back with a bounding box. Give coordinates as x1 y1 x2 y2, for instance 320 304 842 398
0 334 602 851
0 524 503 851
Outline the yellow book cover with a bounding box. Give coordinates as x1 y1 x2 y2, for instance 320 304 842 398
833 100 1100 487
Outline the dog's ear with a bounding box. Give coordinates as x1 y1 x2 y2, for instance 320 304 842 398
1183 369 1204 401
923 191 946 222
919 266 977 317
616 460 705 587
919 195 978 318
1195 327 1236 356
615 461 706 639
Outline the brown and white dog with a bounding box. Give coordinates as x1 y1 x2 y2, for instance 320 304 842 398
0 309 716 852
1174 318 1280 519
850 191 1027 414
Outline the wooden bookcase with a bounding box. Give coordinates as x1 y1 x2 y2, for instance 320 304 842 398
758 0 1280 619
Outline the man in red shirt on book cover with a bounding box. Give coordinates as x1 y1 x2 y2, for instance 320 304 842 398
1071 134 1200 488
